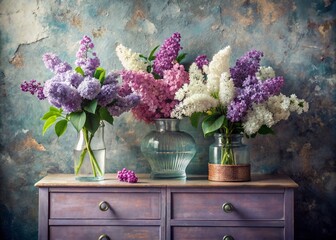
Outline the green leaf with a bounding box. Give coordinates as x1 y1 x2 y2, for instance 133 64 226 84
69 111 86 132
139 54 147 60
148 45 159 61
84 113 100 134
258 125 275 135
190 112 203 128
176 53 187 63
84 99 98 114
41 111 61 120
42 116 57 135
94 67 106 84
75 66 85 76
202 114 225 137
146 65 152 73
99 107 114 125
55 119 68 137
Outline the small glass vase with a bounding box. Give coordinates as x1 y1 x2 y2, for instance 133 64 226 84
73 121 105 181
141 119 196 179
208 133 250 182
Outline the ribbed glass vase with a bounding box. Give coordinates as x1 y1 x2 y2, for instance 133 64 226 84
141 119 196 179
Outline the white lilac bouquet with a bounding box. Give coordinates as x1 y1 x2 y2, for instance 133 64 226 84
115 32 189 123
21 35 139 176
171 46 309 164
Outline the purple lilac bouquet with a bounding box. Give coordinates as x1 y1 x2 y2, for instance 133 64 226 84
115 32 189 123
172 46 309 164
21 35 139 176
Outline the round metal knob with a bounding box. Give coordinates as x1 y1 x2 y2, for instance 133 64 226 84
98 234 110 240
223 235 234 240
99 201 110 211
222 202 234 213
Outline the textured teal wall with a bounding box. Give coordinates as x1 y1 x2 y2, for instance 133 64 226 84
0 0 335 239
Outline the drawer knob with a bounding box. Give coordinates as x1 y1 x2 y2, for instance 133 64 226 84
99 201 110 211
98 234 110 240
223 235 234 240
222 202 234 213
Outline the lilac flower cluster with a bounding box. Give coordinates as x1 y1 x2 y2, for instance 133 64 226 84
195 55 209 70
226 50 284 122
153 32 182 77
43 53 72 74
75 35 100 76
21 35 140 117
20 80 46 100
120 64 189 123
117 168 138 183
230 50 263 88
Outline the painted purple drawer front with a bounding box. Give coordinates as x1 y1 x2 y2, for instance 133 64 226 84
36 174 296 240
50 192 161 220
172 226 284 240
50 226 160 240
171 192 284 220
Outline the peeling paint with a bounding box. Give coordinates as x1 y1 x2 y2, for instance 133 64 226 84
9 53 24 68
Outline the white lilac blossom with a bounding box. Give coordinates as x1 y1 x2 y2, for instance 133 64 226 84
219 72 235 107
243 103 274 135
116 44 148 71
171 94 219 119
174 63 206 101
207 46 231 93
256 66 275 81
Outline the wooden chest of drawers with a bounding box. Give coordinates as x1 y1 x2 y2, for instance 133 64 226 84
35 174 297 240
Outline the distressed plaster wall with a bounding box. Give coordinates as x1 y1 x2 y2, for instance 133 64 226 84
0 0 335 239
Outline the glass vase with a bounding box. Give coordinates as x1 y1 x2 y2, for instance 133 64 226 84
141 119 196 179
73 121 105 181
208 133 250 182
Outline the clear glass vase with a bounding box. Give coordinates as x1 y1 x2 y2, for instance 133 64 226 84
141 119 196 179
208 133 250 182
209 133 249 165
73 121 105 181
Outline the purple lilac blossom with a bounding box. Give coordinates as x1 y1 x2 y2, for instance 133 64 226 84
226 75 284 122
153 32 182 77
195 55 209 69
117 168 138 183
230 50 263 88
227 100 248 122
77 76 101 100
20 79 46 100
67 72 84 88
43 80 82 112
104 72 119 85
97 84 119 106
75 35 100 76
107 94 140 117
42 53 72 74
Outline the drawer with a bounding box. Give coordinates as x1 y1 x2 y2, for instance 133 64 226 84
50 226 160 240
171 192 284 220
172 226 284 240
50 191 161 219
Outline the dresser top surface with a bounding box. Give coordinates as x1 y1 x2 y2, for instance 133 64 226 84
35 174 298 188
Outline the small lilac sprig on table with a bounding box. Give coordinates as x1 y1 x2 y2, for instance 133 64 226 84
172 47 309 165
20 35 140 178
117 168 138 183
